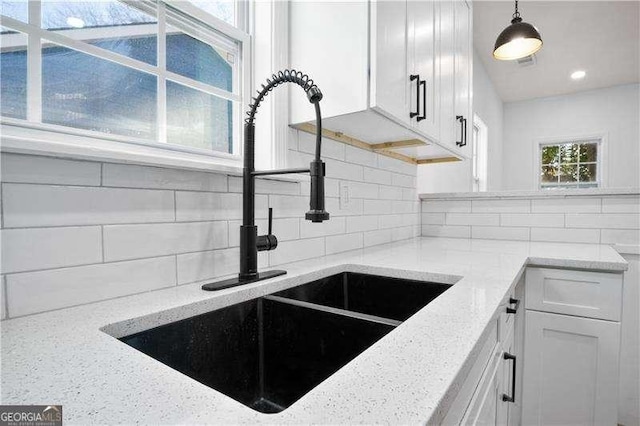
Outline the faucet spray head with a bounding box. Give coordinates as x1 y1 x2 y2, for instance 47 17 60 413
305 159 330 223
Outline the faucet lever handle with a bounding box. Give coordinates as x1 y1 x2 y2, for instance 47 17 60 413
268 207 273 235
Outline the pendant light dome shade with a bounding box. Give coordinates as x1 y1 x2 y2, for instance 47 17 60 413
493 1 542 60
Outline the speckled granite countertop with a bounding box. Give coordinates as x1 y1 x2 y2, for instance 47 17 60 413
1 237 627 425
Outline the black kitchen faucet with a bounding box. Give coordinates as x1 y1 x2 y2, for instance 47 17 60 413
202 70 329 291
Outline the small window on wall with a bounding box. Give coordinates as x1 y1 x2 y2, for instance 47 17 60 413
539 140 599 189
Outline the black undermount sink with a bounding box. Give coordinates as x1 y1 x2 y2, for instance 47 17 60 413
119 272 452 414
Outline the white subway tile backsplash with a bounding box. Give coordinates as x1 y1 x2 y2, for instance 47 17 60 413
363 167 392 185
345 215 379 233
269 237 325 266
422 213 446 225
103 163 227 192
104 221 228 262
1 278 5 320
402 188 417 201
421 225 471 238
422 200 472 213
377 154 416 176
3 184 175 227
326 197 363 216
6 256 176 317
229 176 300 195
472 199 530 213
363 229 393 247
379 185 404 200
392 200 416 214
1 227 102 273
1 154 101 186
176 248 269 285
326 233 363 255
228 218 300 246
345 145 376 166
392 225 417 242
500 213 564 228
324 158 364 181
530 227 600 244
345 181 378 199
531 197 601 213
472 226 529 241
363 199 393 215
176 192 268 221
446 213 500 226
566 213 640 229
269 195 309 218
602 196 640 213
300 216 346 238
391 173 415 188
1 139 420 319
601 229 640 246
379 214 404 229
299 132 345 161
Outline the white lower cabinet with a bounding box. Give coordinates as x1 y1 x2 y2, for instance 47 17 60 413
442 267 623 426
521 311 620 425
522 267 623 426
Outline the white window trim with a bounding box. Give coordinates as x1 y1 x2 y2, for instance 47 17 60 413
533 133 608 190
0 0 252 170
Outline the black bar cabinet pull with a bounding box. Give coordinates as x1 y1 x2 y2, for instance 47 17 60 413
502 352 516 403
455 115 464 146
268 207 273 235
462 117 467 146
410 75 420 118
417 79 427 122
506 297 520 314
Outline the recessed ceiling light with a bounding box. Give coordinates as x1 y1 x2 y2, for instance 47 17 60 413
66 17 85 28
571 70 586 80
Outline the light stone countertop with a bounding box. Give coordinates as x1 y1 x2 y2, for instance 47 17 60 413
0 237 628 425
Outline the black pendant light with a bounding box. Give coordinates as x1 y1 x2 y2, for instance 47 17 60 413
493 0 543 60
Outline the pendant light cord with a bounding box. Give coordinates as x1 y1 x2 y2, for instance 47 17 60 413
512 0 522 22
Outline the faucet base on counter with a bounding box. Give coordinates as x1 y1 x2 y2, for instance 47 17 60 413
201 270 287 291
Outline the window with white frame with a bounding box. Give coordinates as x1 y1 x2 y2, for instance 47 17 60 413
0 0 248 158
539 139 600 189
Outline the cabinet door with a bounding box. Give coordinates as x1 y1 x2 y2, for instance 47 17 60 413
408 0 439 139
522 311 620 426
453 0 472 150
371 0 409 125
438 0 456 147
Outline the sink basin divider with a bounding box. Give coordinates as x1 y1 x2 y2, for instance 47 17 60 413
263 295 402 328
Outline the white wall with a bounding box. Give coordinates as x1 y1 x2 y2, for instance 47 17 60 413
418 49 504 194
502 83 640 190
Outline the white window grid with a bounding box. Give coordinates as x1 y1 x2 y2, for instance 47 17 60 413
0 0 250 160
538 138 600 189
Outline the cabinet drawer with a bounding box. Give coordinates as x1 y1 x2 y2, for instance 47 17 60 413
442 318 499 425
525 268 623 321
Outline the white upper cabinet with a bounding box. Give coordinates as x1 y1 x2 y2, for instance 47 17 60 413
289 0 473 162
371 1 409 125
409 0 439 139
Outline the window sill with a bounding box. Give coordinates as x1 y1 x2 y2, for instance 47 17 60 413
0 123 309 183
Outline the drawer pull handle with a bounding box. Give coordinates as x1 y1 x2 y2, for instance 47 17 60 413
506 297 520 314
502 352 516 403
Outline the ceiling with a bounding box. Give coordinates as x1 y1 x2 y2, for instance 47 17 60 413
473 1 640 102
